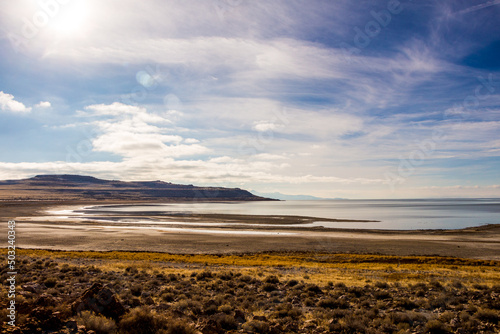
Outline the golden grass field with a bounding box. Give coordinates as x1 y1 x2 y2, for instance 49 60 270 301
15 248 500 288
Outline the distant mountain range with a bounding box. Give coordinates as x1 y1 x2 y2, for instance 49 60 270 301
251 190 346 201
0 174 273 202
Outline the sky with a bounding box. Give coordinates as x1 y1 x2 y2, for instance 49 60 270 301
0 0 499 199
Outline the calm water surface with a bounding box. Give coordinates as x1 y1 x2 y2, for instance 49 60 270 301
82 199 500 230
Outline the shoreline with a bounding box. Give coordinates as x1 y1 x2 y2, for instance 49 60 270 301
2 200 500 260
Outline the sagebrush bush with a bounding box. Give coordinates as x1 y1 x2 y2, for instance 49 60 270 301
77 310 117 334
241 320 269 333
118 307 167 334
165 319 195 334
262 283 277 292
424 319 450 334
475 308 499 324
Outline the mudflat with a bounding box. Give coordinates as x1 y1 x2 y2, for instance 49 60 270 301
2 200 500 260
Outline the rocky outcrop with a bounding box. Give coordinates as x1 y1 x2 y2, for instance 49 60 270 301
71 283 125 320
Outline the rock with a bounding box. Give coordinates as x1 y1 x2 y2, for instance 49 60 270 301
71 283 125 320
31 307 52 320
30 307 62 331
64 320 78 331
22 283 45 293
34 294 61 307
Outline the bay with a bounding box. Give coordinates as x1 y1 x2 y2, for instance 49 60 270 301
81 198 500 230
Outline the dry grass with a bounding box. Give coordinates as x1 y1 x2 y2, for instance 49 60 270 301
1 249 500 333
14 248 500 287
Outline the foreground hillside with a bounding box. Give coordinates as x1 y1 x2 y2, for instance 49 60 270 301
0 175 271 201
1 250 499 333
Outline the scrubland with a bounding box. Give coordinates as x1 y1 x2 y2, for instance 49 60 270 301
1 249 499 333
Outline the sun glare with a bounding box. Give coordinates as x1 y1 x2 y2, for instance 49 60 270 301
49 1 89 36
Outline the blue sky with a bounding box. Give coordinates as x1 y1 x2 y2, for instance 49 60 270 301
0 0 499 198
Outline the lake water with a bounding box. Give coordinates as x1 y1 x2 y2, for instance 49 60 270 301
79 198 500 230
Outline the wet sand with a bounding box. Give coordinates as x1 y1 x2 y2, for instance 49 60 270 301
2 201 500 260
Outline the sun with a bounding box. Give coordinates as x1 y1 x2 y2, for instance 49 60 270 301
49 0 89 36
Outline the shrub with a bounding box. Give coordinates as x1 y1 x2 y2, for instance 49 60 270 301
374 291 392 300
196 270 213 281
317 298 349 309
424 319 451 334
118 307 167 334
389 312 427 326
375 281 389 289
474 308 499 324
77 310 117 334
395 297 418 310
125 266 139 274
219 304 233 314
347 286 364 298
166 319 196 334
429 280 443 289
239 275 252 283
218 272 234 281
161 292 175 302
263 275 279 284
429 296 448 309
167 273 178 282
130 284 142 297
306 284 322 295
335 282 346 289
241 320 269 333
449 280 463 289
262 283 277 292
330 315 366 333
44 277 57 288
274 303 302 319
286 279 299 287
214 313 238 330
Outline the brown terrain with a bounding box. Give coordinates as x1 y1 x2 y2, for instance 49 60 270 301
1 175 500 333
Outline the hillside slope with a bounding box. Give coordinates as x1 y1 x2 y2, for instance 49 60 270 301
0 174 273 201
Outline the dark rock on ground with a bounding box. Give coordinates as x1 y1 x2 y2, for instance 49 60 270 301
71 283 125 320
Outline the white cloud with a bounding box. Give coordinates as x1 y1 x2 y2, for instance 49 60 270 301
35 101 51 108
184 138 200 144
252 153 288 161
253 122 279 132
81 102 211 159
0 159 387 187
84 102 146 116
0 91 31 113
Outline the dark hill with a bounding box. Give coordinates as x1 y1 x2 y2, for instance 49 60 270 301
0 174 273 201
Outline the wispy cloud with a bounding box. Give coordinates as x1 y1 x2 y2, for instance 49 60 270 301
0 1 498 198
455 0 500 15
